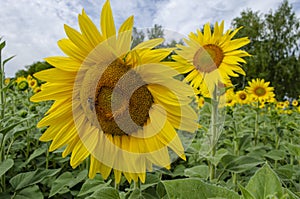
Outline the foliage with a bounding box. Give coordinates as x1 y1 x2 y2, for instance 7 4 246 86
0 78 299 198
231 0 300 99
15 61 53 79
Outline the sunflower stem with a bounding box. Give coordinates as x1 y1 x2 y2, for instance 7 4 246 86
0 40 5 120
0 39 6 192
134 179 141 190
254 102 259 146
209 88 218 182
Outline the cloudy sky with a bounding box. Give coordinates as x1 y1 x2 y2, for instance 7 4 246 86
1 0 300 77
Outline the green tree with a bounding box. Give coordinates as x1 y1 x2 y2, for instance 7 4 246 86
15 61 53 78
132 27 145 48
231 0 300 99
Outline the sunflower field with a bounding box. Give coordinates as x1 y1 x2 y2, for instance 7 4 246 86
1 1 300 199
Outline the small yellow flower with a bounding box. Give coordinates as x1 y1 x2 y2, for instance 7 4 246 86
27 75 33 81
4 78 10 85
284 100 290 107
16 77 26 83
28 78 38 88
292 99 298 107
33 87 41 93
236 90 249 104
17 80 29 91
198 96 205 108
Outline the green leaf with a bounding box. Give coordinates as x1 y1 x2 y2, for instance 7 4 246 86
86 187 120 199
68 170 87 188
0 159 14 178
18 147 47 169
14 185 43 199
238 184 255 199
0 119 26 135
162 178 240 199
285 143 300 156
10 169 61 190
78 175 109 197
222 155 263 173
264 150 286 161
246 163 283 199
0 40 5 50
140 173 160 191
207 148 229 166
3 55 15 66
184 165 209 179
49 172 74 197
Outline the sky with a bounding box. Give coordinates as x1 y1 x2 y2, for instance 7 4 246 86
1 0 300 77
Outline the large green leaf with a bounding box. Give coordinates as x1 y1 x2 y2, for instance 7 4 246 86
0 158 14 178
245 163 283 199
238 184 255 199
78 175 110 197
14 185 43 199
49 172 74 197
184 165 209 179
222 155 263 173
10 169 61 190
86 187 120 199
162 178 240 199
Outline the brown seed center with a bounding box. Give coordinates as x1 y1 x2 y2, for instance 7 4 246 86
94 59 153 136
254 87 266 97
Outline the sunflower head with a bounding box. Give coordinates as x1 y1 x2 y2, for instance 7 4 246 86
17 80 29 91
246 78 275 103
235 90 249 104
292 99 298 107
29 78 38 88
170 21 250 99
31 0 199 184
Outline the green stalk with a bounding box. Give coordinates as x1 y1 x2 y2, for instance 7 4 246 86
134 179 141 190
0 43 4 119
254 103 259 146
0 40 5 192
209 88 218 182
232 118 239 189
45 147 49 169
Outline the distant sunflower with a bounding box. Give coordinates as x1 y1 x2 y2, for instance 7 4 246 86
28 78 38 88
246 78 274 102
292 99 298 107
31 0 198 184
236 90 249 104
168 21 250 96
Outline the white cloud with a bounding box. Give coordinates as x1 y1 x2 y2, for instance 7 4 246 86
153 0 290 35
1 0 299 77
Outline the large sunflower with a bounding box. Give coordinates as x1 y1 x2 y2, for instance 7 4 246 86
168 21 250 97
31 0 198 184
246 78 275 103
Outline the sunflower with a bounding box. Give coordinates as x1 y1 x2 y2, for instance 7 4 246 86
17 80 29 91
168 21 250 97
235 90 249 104
4 78 10 85
28 78 38 88
225 89 236 107
292 99 298 107
246 78 274 103
31 0 198 184
33 87 41 93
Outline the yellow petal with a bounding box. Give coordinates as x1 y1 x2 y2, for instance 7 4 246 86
101 0 116 40
79 10 103 47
